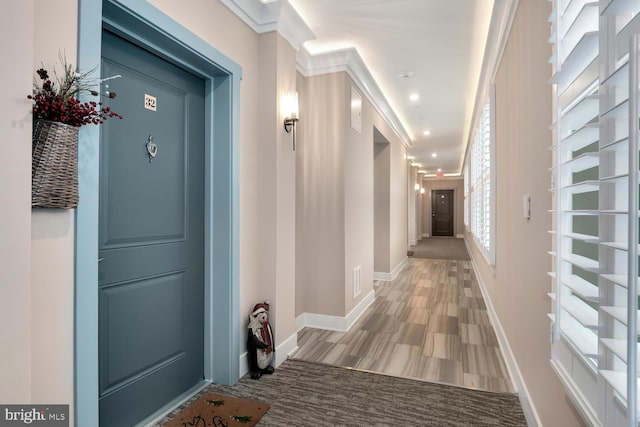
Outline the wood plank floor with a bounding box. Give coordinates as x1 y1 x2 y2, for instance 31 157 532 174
291 258 515 394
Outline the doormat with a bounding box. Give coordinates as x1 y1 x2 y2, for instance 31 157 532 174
162 392 269 427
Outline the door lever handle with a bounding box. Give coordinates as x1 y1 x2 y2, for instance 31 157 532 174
98 257 106 263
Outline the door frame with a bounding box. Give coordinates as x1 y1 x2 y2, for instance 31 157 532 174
76 1 242 425
430 189 455 237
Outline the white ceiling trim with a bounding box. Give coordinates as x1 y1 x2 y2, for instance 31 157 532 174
221 0 412 148
460 0 520 172
423 175 463 180
297 47 413 149
219 0 315 51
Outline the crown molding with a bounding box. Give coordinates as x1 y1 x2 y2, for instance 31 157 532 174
221 0 412 149
297 47 413 149
219 0 314 51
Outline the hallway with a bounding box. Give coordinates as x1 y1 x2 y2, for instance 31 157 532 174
156 252 523 426
4 1 604 425
292 256 514 394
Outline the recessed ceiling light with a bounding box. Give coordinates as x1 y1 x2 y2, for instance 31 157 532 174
398 71 414 79
409 93 419 102
431 153 437 158
423 130 431 136
437 168 442 172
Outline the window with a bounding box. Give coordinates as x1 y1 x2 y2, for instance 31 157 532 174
465 96 495 264
464 163 469 227
549 1 640 425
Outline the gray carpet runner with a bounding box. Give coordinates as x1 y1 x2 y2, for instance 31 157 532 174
410 237 471 261
158 359 527 426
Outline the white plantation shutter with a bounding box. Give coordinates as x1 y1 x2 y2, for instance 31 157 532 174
466 97 494 264
549 0 601 421
549 0 640 425
464 163 469 227
481 103 492 253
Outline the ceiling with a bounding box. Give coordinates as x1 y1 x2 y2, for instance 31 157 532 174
289 0 495 176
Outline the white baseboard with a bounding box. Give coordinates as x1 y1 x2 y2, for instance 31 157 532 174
275 332 298 367
238 331 298 379
296 289 375 332
467 251 541 427
239 351 249 378
239 289 377 377
456 234 464 239
373 256 408 281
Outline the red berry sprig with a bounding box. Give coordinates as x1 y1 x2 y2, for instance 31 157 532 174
28 63 123 127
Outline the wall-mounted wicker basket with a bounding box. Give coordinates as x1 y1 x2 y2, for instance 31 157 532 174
31 119 79 209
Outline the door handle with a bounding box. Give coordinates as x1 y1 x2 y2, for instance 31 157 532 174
432 213 436 217
98 257 106 263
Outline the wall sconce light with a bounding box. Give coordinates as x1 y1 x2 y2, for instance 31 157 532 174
283 91 299 151
420 188 425 195
414 183 420 191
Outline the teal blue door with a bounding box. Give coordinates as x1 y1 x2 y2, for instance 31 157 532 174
98 30 205 426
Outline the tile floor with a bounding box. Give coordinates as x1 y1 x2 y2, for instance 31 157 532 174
291 257 515 394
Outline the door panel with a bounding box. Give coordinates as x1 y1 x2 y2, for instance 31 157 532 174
100 54 189 249
101 271 186 390
99 30 205 427
432 190 454 236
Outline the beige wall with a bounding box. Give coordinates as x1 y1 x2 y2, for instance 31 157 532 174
343 81 374 314
255 32 278 331
31 212 75 410
373 135 409 275
420 178 464 237
1 0 34 405
417 181 424 238
295 72 346 317
251 30 298 345
465 1 583 425
296 72 408 317
273 33 298 344
373 138 407 275
408 166 418 245
389 134 408 270
30 1 77 417
0 0 78 418
373 141 391 273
